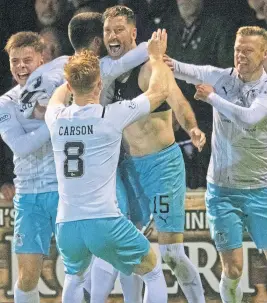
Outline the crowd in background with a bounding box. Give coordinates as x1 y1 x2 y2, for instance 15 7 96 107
0 0 266 198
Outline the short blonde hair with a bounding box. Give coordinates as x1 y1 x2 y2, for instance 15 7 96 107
5 31 45 54
64 50 100 94
237 26 267 46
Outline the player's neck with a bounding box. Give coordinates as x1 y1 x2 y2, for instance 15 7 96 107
73 93 99 106
239 67 264 83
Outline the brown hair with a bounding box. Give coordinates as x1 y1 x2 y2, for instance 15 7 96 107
64 50 100 94
102 5 136 25
5 31 45 54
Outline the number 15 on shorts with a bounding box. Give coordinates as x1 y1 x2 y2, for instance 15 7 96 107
153 195 170 214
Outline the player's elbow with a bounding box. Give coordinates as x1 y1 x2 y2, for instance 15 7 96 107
14 146 31 158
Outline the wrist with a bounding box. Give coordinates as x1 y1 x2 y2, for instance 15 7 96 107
149 55 163 62
206 92 215 103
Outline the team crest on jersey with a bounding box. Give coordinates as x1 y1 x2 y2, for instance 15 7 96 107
14 233 25 247
0 113 11 123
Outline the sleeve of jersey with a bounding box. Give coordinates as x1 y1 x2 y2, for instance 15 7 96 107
45 105 65 130
207 92 267 125
172 59 224 86
0 102 50 158
100 42 148 90
108 94 150 131
20 70 65 119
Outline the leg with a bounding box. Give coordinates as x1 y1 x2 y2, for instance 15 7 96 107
62 265 92 303
14 254 43 303
134 247 167 303
140 145 205 302
13 193 57 303
119 272 143 303
158 232 205 303
55 221 92 303
206 184 245 303
90 168 144 302
90 257 118 303
87 216 168 303
219 248 243 303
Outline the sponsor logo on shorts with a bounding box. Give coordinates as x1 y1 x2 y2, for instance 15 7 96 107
14 233 25 247
159 215 169 224
215 231 227 245
0 113 11 123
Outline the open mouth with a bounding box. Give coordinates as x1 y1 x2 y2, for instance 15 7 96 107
109 43 122 56
18 73 30 81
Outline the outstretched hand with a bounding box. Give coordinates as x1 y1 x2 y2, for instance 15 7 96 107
189 127 206 152
194 84 215 102
148 29 167 60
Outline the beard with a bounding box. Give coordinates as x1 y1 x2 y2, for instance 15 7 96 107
39 14 57 26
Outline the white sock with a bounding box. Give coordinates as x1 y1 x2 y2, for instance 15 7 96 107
141 261 167 303
14 281 40 303
160 243 205 303
90 258 118 303
119 272 143 303
219 271 243 303
62 266 91 303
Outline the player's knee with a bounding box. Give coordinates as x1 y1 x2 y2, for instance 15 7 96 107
133 248 157 275
223 263 243 280
159 243 185 271
18 271 39 292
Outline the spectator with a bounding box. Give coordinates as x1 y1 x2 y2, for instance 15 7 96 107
70 0 110 11
34 0 73 31
40 27 73 62
164 0 237 189
0 138 15 201
248 0 266 20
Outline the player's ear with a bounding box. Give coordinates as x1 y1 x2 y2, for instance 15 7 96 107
97 78 102 91
132 27 137 41
66 82 73 93
94 36 102 47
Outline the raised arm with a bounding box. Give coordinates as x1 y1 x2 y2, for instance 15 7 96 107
143 30 173 112
163 55 224 86
139 40 206 150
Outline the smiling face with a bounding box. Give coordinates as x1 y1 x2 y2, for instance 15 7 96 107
103 15 137 59
9 47 43 86
234 35 267 81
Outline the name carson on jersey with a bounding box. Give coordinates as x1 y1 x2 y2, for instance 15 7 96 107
59 125 94 136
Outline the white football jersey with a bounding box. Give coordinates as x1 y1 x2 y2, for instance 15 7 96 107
45 95 150 223
173 61 267 188
0 86 57 194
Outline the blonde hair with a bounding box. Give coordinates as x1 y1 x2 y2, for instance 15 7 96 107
64 50 100 94
5 31 45 54
237 26 267 48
